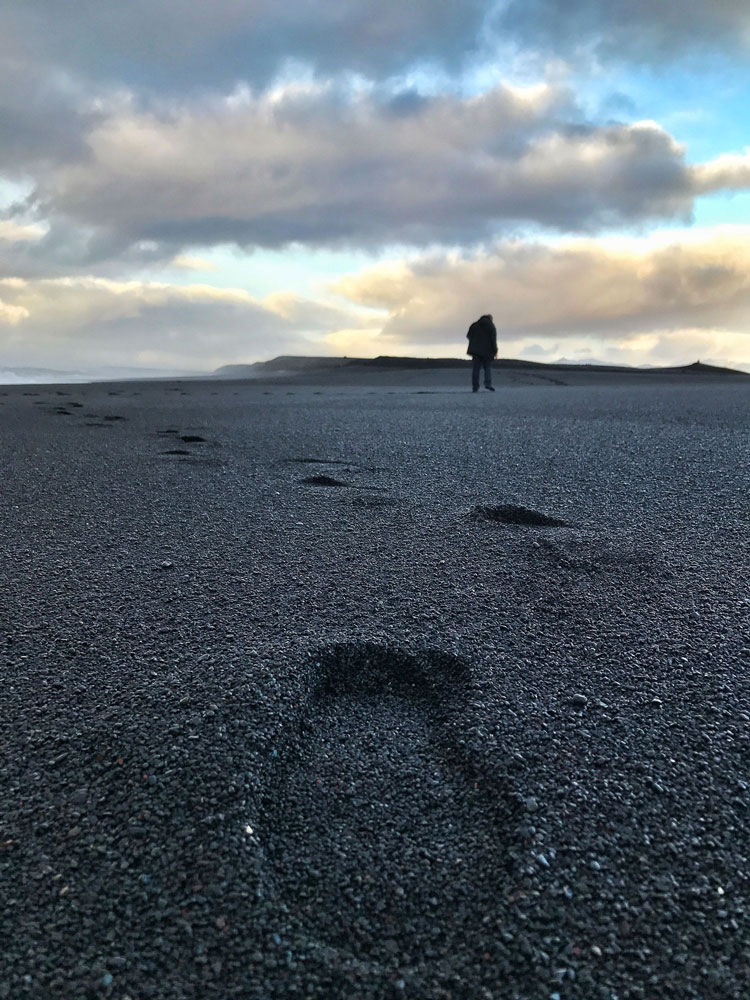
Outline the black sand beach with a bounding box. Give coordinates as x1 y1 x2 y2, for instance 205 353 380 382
1 369 749 999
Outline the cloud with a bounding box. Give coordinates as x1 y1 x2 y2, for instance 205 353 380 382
497 0 750 63
333 226 750 352
19 82 750 261
4 1 747 103
690 150 750 194
3 229 749 372
0 220 45 242
0 298 29 325
3 2 748 376
0 276 368 368
624 328 750 369
0 1 489 93
260 291 370 331
171 254 219 271
0 57 102 175
532 329 749 371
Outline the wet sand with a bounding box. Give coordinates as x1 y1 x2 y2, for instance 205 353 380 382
1 371 748 999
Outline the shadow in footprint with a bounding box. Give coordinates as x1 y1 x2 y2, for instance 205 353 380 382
256 643 518 965
301 474 349 487
471 503 568 527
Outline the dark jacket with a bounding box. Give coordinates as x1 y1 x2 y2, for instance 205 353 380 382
466 315 497 360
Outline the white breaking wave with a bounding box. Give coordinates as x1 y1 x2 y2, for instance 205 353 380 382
0 369 91 385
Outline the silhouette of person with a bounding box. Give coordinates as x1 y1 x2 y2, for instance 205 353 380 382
466 314 497 392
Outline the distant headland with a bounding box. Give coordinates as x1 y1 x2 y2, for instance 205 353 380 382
213 355 749 379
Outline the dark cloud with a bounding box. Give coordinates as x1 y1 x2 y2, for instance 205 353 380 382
4 0 746 101
4 0 747 109
496 0 750 62
0 59 101 174
0 218 181 281
0 1 489 92
1 1 747 275
17 84 736 263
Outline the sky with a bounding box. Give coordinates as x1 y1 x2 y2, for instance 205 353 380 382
1 0 749 374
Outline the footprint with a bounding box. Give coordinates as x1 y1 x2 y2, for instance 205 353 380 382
254 643 518 965
292 458 388 499
103 415 127 422
470 504 568 527
180 435 206 443
162 449 191 456
534 530 658 577
301 474 349 487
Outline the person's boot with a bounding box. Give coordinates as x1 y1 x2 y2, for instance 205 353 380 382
485 385 495 391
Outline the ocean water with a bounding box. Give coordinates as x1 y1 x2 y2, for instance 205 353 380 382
0 369 90 385
0 366 200 385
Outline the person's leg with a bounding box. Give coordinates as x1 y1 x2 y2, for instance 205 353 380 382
472 356 481 391
483 359 494 389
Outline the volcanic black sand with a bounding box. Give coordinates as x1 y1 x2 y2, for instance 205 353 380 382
1 371 748 999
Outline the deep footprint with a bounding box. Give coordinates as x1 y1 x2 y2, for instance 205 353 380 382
471 503 568 527
256 644 517 964
301 474 349 487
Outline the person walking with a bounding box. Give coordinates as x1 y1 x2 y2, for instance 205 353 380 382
466 314 497 392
